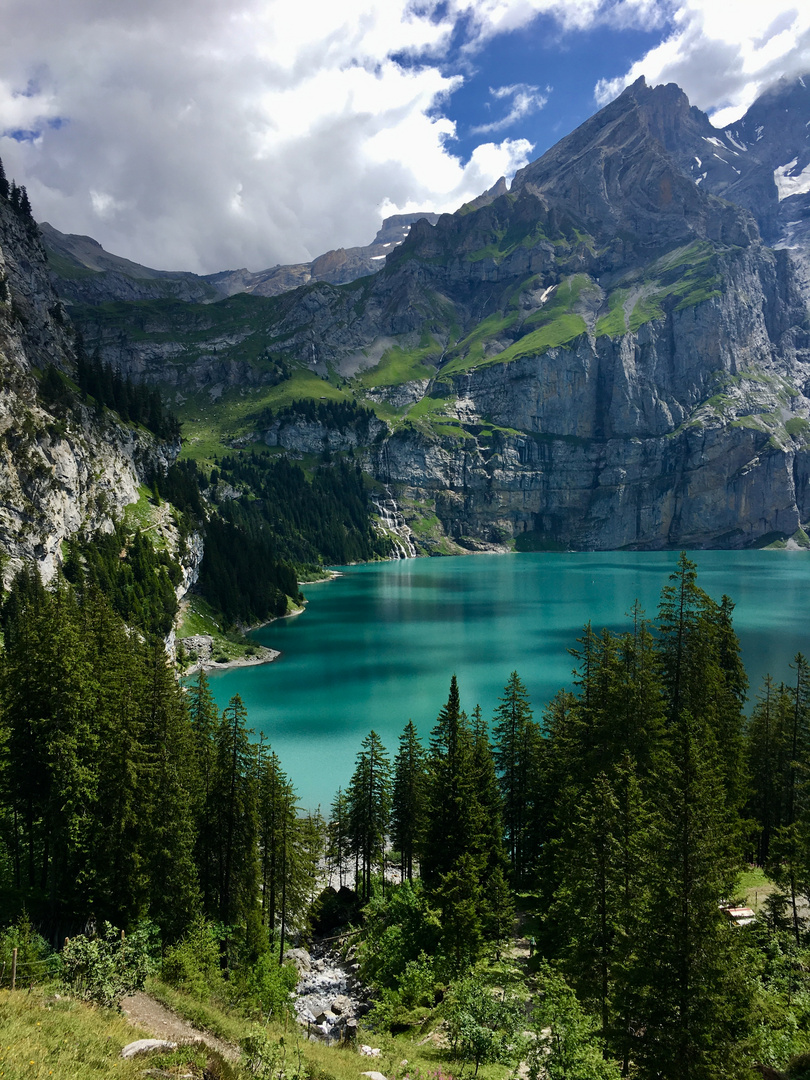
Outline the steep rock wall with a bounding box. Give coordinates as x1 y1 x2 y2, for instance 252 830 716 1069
375 243 810 551
0 200 174 582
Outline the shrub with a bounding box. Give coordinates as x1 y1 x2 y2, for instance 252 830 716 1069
61 921 157 1008
231 951 298 1020
162 917 225 1000
0 912 61 986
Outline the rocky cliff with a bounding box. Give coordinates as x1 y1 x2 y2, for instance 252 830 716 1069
54 75 810 553
0 198 175 582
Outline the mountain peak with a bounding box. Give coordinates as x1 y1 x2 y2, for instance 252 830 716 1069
511 76 754 257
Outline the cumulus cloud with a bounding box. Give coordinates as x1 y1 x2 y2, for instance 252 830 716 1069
593 0 810 126
0 0 540 272
446 0 670 43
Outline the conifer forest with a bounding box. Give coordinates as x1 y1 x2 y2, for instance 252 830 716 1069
2 553 810 1080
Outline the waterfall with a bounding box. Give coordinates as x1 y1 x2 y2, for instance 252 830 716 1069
371 488 417 559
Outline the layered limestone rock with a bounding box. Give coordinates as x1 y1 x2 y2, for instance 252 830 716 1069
373 242 810 550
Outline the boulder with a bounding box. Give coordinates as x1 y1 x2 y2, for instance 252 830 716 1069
284 947 312 973
331 994 352 1016
120 1039 177 1059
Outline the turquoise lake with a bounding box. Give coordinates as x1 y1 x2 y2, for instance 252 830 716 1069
206 551 810 812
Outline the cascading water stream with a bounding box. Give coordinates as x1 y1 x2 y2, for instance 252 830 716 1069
371 487 416 559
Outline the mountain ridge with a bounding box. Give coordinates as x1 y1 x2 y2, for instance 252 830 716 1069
41 210 442 307
15 71 810 561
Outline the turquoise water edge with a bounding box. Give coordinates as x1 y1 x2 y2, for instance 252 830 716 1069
206 551 810 812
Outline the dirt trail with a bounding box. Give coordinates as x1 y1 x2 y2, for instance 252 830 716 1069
120 990 239 1062
508 910 533 965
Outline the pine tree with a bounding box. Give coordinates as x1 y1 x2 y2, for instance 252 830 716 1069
637 710 751 1080
211 695 258 936
139 635 200 939
187 669 219 915
257 744 296 935
746 675 793 864
433 851 484 972
492 672 533 881
82 587 152 927
346 731 391 900
391 721 427 882
327 787 350 888
470 704 508 881
422 676 477 886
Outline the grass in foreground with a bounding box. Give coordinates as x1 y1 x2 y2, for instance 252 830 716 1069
147 976 511 1080
0 987 152 1080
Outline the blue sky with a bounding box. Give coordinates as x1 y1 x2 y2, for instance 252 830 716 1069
1 1 808 273
414 11 673 166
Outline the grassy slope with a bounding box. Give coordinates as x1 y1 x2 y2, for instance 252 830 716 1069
178 370 351 465
2 969 520 1080
63 231 736 463
0 988 154 1080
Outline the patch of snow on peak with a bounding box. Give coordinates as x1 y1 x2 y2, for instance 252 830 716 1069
756 125 765 141
694 156 702 168
726 133 748 152
774 158 810 201
704 136 725 148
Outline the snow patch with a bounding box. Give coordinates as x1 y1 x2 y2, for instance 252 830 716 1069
694 156 702 168
704 136 725 147
726 133 748 152
756 125 765 141
371 255 386 260
774 158 810 201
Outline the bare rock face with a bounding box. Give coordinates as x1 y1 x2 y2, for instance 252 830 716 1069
0 200 173 583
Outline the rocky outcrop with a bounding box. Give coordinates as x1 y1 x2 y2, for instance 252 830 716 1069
264 414 386 454
0 200 174 583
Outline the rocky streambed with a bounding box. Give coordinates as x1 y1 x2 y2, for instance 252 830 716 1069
285 944 372 1044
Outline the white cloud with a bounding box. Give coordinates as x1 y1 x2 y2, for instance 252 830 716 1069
0 0 473 272
470 83 548 135
0 0 570 272
593 1 810 127
445 0 671 45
